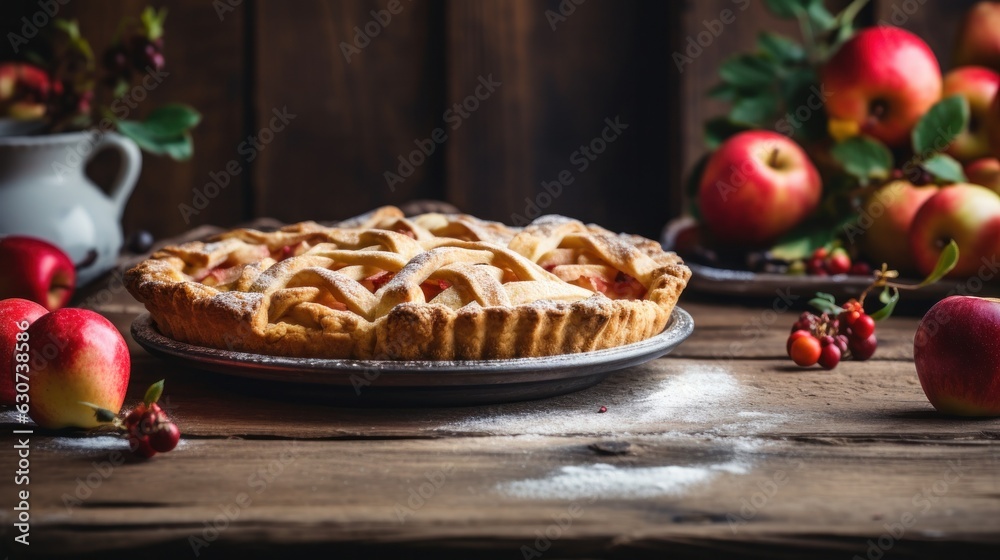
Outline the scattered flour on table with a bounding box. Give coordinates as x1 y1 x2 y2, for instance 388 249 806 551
41 436 131 450
444 365 785 436
452 365 798 500
499 460 749 500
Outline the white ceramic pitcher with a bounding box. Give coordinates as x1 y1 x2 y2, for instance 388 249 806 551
0 131 141 286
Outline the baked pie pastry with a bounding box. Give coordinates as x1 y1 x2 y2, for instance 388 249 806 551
125 206 690 360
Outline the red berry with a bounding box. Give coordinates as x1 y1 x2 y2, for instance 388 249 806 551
853 314 876 340
790 335 822 367
834 334 850 353
149 422 180 453
787 330 813 355
129 435 157 459
849 332 878 361
818 343 841 370
812 247 829 260
139 410 159 435
819 335 835 347
124 405 144 428
850 262 871 276
807 257 825 275
826 250 851 275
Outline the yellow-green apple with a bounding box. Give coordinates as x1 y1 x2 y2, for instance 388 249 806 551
0 298 48 405
822 27 941 147
965 157 1000 193
0 62 50 120
860 180 938 273
913 295 1000 416
943 66 1000 161
909 183 1000 277
954 2 1000 72
26 308 130 429
697 131 821 247
0 236 75 311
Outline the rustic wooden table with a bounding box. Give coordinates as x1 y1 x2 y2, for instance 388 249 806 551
3 229 999 559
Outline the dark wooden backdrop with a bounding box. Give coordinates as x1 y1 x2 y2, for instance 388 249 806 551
0 0 980 240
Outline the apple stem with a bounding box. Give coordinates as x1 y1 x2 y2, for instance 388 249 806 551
768 148 780 169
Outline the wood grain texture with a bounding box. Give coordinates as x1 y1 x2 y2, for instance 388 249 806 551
2 271 998 558
445 0 680 238
253 0 446 224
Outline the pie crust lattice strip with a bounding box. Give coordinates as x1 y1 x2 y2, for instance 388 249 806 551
125 206 691 360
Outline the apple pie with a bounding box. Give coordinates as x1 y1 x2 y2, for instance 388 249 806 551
125 206 690 360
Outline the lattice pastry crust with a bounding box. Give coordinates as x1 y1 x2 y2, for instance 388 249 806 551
125 206 690 360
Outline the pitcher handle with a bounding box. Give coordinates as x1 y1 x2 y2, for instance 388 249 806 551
90 132 142 218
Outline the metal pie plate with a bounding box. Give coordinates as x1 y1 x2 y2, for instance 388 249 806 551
131 307 694 406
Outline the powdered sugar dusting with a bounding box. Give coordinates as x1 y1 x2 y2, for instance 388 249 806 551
444 365 762 436
499 460 748 500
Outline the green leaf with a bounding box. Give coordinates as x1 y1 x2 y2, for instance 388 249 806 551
707 83 740 102
809 292 844 314
917 240 959 287
804 1 836 32
912 96 970 156
729 94 779 127
142 104 202 138
758 32 806 62
869 286 899 321
922 153 967 184
703 117 750 149
770 227 836 261
830 136 893 183
141 6 169 41
117 120 195 161
144 379 165 405
719 54 776 88
79 402 117 423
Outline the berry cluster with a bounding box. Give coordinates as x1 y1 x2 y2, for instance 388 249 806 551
799 247 871 277
86 379 180 459
123 401 180 458
102 36 164 85
787 300 878 370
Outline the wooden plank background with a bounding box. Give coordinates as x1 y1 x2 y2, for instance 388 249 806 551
0 0 977 240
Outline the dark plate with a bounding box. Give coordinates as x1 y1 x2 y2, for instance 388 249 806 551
130 308 694 407
660 220 996 302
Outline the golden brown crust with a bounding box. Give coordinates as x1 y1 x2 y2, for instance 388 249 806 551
125 207 690 360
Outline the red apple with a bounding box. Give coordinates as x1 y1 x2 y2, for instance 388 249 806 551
909 183 1000 278
942 66 1000 161
0 298 48 406
0 236 76 311
965 157 1000 193
860 180 938 273
822 26 942 147
27 308 130 429
954 2 1000 72
914 295 1000 416
697 131 821 247
0 62 50 120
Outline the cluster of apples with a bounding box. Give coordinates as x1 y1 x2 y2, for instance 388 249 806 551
0 236 180 451
696 4 1000 280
